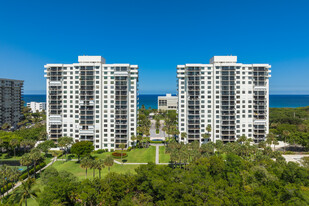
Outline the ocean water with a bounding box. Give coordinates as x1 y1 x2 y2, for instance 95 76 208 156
23 94 309 109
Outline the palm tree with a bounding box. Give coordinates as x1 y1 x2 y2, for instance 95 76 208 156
10 138 19 157
95 159 105 179
201 133 210 143
137 135 143 148
80 158 91 179
206 124 212 141
20 139 28 154
10 177 39 206
0 165 12 196
20 153 32 178
119 143 126 163
104 156 114 183
237 134 247 144
266 132 277 151
282 130 290 152
58 136 73 158
29 148 42 177
104 156 114 173
10 166 20 186
89 159 96 178
131 134 136 149
181 132 187 143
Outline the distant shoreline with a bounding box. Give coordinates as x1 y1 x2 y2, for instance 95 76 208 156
22 94 309 109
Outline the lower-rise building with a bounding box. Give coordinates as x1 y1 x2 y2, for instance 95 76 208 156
158 93 178 111
27 102 46 113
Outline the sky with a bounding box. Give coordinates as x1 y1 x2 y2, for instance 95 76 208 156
0 0 309 94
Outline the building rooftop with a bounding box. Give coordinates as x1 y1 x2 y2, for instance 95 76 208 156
0 78 24 82
78 56 106 63
209 56 237 64
158 93 177 98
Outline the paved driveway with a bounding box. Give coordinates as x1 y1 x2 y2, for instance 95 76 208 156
149 119 165 140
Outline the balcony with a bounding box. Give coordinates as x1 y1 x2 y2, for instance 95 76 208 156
49 81 61 86
80 129 94 135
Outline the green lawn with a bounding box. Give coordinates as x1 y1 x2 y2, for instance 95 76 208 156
123 146 156 163
58 147 156 163
51 161 139 180
159 146 170 163
0 153 23 160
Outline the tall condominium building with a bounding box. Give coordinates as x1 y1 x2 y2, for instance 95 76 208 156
0 78 24 129
27 102 46 113
158 93 178 111
177 56 271 144
44 56 138 150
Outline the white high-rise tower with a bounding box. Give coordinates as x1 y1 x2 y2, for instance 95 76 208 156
44 56 138 150
177 56 271 144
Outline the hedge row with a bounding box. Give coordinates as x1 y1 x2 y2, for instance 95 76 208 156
149 140 165 144
0 183 13 194
19 162 47 181
0 162 47 194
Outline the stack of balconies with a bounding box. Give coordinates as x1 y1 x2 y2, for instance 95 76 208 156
79 67 95 141
221 67 236 142
47 67 63 140
115 72 128 148
253 67 268 142
187 67 200 142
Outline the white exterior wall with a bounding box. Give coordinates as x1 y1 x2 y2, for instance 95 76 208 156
177 56 271 144
44 56 138 150
158 94 178 111
27 102 46 113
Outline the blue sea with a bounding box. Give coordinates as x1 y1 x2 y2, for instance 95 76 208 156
23 94 309 109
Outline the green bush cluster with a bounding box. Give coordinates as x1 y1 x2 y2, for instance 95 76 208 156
0 182 13 194
149 140 164 144
19 162 47 181
95 149 105 154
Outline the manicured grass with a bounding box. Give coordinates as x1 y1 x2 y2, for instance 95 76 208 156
59 147 156 163
159 146 170 163
0 153 23 160
51 161 139 180
123 146 156 163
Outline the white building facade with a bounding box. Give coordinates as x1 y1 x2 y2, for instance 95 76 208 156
44 56 138 150
27 102 46 113
158 93 178 111
177 56 271 144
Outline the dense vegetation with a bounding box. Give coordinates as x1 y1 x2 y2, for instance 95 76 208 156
2 140 309 205
269 106 309 150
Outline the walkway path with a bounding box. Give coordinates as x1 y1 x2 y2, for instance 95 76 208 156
149 119 165 140
283 154 309 164
3 157 57 198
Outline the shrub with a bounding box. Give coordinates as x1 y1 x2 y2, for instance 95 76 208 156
105 149 109 152
1 183 13 194
110 149 114 152
127 147 132 152
96 149 105 154
149 140 164 144
111 152 128 159
20 173 28 180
